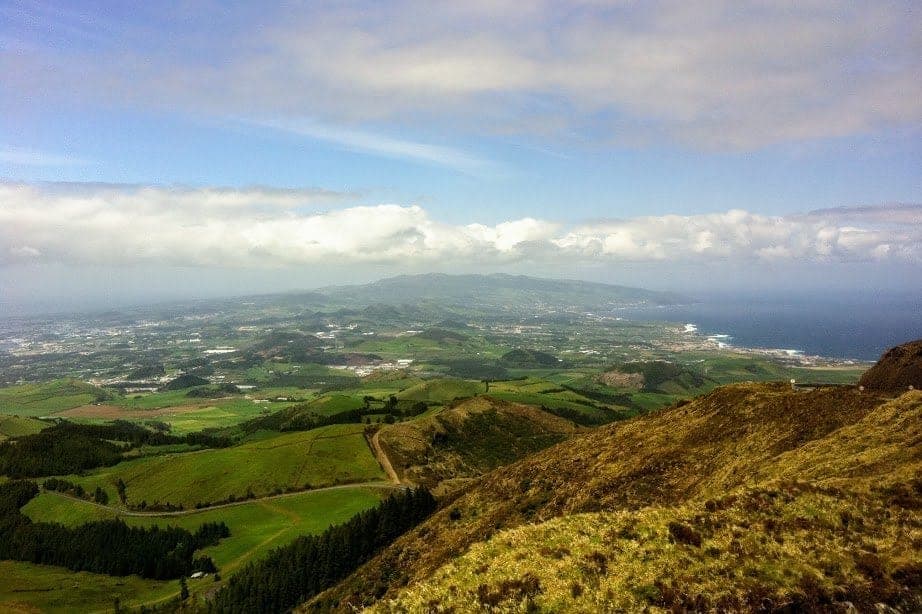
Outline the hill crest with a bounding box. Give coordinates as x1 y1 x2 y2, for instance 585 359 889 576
304 382 921 612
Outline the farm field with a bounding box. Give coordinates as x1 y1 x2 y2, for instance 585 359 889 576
22 485 387 570
11 485 385 612
0 380 104 417
65 424 385 508
0 415 47 441
56 396 280 434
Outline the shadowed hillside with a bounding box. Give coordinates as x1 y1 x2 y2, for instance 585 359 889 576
376 396 581 495
860 338 922 392
304 380 921 612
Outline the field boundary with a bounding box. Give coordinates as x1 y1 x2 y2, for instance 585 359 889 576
43 480 399 517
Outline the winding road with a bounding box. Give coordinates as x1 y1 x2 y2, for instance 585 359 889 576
368 428 402 486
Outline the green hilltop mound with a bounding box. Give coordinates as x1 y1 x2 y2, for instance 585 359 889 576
246 330 324 361
499 348 561 368
159 373 210 391
416 327 469 343
395 379 484 404
376 396 581 495
859 338 922 392
306 378 922 613
611 360 714 394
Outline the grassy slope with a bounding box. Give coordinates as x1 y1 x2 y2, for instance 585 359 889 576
377 485 920 613
11 487 384 613
0 379 103 416
378 396 580 495
307 386 922 612
22 486 385 571
395 379 484 404
67 424 384 507
0 415 48 442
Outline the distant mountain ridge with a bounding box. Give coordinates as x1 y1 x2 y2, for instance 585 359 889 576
314 273 683 311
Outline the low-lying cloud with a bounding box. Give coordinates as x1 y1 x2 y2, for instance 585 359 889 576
1 182 919 268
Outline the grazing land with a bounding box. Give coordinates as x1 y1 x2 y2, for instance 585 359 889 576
63 424 385 509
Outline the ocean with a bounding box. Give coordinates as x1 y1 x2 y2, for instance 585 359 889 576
618 293 922 361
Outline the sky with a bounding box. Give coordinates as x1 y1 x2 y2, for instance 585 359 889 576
1 1 920 311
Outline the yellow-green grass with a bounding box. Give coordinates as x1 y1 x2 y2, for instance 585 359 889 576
67 424 385 507
691 353 865 385
143 398 281 433
0 415 48 441
396 379 484 404
300 393 365 415
21 492 115 525
375 486 921 613
11 486 385 613
0 560 177 614
62 397 297 434
0 379 101 417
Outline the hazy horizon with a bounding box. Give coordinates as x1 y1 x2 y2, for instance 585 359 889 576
2 2 920 311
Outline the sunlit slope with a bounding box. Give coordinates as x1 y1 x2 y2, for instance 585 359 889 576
0 379 108 416
66 424 385 508
305 384 921 612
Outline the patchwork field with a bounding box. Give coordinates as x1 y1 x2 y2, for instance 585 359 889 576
56 397 276 434
11 485 386 612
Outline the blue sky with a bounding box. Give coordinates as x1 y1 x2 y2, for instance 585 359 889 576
0 1 920 308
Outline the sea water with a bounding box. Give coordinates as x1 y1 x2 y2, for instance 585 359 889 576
620 292 922 361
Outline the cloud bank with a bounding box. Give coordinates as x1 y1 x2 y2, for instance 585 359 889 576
3 1 919 149
2 182 918 268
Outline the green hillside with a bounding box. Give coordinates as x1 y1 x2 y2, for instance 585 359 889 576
11 486 385 613
66 424 385 508
377 396 580 494
0 415 48 441
0 379 108 416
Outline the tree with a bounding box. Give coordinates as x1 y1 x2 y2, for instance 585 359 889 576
94 486 109 505
115 478 127 504
180 577 189 601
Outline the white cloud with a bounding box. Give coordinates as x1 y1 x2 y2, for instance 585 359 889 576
1 182 918 268
4 1 919 149
252 119 490 173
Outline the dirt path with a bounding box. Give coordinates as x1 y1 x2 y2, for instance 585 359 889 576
368 429 402 486
45 480 399 517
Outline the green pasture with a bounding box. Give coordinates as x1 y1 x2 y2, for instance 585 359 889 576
67 424 385 508
0 379 101 416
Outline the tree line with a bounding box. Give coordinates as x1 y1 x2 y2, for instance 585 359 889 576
0 480 228 579
0 420 232 478
242 398 429 433
210 487 437 613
